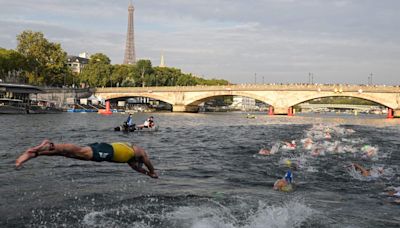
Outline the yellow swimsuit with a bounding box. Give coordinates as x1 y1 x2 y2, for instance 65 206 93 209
110 142 135 163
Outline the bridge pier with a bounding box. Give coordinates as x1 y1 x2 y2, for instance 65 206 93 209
173 105 199 113
387 108 393 118
268 106 274 115
288 107 294 116
273 106 290 115
394 109 400 118
269 106 295 116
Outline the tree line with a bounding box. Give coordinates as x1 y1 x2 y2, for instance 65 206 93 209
0 30 229 87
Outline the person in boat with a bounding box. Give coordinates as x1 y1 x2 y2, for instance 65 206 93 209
273 170 294 192
15 140 158 178
114 121 134 132
137 116 155 129
126 114 134 127
114 114 135 132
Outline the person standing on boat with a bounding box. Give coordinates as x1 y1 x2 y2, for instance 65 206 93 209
15 140 158 178
126 114 134 127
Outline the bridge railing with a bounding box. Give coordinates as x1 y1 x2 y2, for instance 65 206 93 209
95 84 400 93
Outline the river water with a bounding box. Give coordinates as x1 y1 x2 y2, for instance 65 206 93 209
0 112 399 228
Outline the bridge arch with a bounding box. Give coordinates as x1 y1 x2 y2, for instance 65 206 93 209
184 91 274 106
287 93 394 109
102 93 174 106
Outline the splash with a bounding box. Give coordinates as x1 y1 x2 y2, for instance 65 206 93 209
242 199 314 228
347 164 394 181
166 198 314 228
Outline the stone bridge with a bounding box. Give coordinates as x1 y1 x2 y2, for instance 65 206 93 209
94 84 400 117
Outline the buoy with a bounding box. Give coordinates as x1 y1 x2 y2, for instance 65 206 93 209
98 100 112 115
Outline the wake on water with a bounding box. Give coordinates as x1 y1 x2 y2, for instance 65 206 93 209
80 197 314 228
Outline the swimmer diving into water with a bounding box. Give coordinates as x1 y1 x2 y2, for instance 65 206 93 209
15 140 158 178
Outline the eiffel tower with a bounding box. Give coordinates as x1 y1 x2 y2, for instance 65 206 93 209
123 2 136 64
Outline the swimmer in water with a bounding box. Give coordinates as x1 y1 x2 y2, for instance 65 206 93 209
283 140 296 150
258 148 271 155
384 187 400 204
361 145 378 159
282 159 298 170
273 170 294 192
351 163 383 177
324 132 331 139
311 146 322 157
302 138 313 150
15 140 158 178
259 143 279 156
352 163 370 176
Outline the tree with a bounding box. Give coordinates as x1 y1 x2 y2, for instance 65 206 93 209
177 73 196 86
151 66 229 87
0 48 29 83
88 53 111 65
153 67 182 86
80 53 113 87
112 64 135 87
135 59 153 87
16 30 70 86
194 77 229 86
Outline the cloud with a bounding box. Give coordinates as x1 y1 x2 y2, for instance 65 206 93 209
0 0 399 84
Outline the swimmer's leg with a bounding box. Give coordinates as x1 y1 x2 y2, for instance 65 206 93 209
15 140 54 168
35 144 93 160
16 142 92 168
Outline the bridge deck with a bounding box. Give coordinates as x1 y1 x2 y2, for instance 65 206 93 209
96 84 400 93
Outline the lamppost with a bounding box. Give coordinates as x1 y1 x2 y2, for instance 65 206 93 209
141 66 145 87
368 73 373 85
254 73 257 84
308 72 314 84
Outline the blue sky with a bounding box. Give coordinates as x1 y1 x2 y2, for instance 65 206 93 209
0 0 399 85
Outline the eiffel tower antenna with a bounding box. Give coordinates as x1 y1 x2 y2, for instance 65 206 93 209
123 1 136 64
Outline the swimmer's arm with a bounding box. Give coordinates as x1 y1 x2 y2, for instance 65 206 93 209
353 163 369 176
142 153 158 178
128 162 147 174
128 158 158 178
